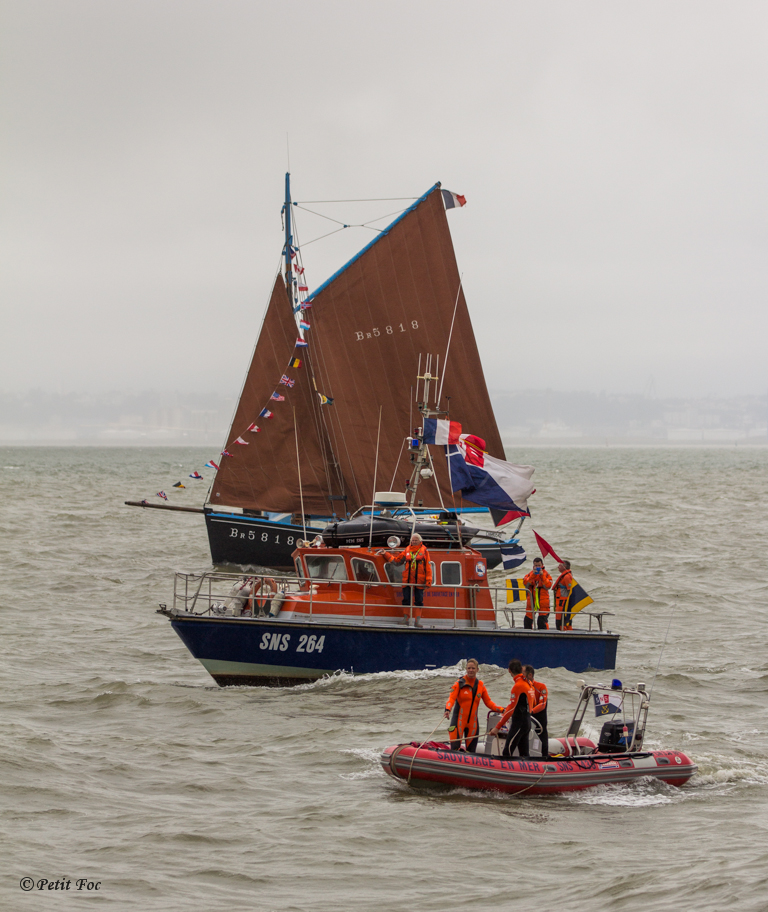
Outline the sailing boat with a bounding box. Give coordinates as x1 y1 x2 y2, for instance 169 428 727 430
128 176 521 569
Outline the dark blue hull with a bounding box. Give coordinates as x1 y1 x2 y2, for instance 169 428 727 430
168 616 619 686
205 510 503 571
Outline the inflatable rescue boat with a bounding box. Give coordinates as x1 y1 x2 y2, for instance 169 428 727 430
381 680 697 795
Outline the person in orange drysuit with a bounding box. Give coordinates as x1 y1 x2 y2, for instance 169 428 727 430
383 533 432 626
524 664 550 759
489 659 535 757
524 558 553 629
443 658 504 753
553 560 573 630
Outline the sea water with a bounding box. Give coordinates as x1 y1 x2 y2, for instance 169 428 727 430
1 446 767 911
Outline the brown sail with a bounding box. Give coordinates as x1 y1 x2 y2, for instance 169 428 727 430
210 277 344 514
210 182 502 516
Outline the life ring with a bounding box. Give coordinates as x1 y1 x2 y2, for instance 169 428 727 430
251 577 277 615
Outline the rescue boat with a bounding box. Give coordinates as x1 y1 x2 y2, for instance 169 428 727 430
158 504 619 685
381 681 697 795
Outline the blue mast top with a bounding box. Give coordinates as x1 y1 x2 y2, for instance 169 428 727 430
282 172 293 303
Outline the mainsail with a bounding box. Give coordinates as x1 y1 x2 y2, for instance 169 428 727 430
210 182 503 516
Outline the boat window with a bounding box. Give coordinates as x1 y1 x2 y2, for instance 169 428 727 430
430 562 436 584
384 562 404 584
351 558 379 583
441 562 462 586
305 555 348 581
294 558 305 580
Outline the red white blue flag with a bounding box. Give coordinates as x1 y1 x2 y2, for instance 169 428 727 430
156 491 168 501
423 418 461 446
270 392 285 401
221 450 233 458
445 439 534 515
189 471 203 479
299 319 311 331
259 408 273 419
280 375 295 388
204 460 219 470
296 338 308 348
441 189 466 209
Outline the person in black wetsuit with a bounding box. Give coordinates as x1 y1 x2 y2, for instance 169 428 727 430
489 659 534 758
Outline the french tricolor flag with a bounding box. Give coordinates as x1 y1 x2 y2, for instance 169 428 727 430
423 418 462 446
441 189 466 209
445 442 534 516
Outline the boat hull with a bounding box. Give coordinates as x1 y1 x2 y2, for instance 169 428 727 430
381 742 697 794
205 509 503 571
167 615 619 686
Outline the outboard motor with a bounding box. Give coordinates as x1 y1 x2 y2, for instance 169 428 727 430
597 720 635 753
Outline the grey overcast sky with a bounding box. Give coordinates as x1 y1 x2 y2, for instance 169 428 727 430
2 1 767 400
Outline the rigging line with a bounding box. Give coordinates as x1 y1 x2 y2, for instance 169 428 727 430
437 274 464 406
293 407 307 541
298 226 347 248
649 605 676 700
359 207 411 227
294 205 352 226
290 219 347 506
294 204 408 233
389 437 407 490
309 317 363 508
295 197 418 203
368 406 384 550
290 265 338 501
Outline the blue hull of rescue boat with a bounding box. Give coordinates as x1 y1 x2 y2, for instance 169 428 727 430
167 616 619 686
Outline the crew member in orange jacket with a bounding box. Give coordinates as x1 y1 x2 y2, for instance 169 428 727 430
524 664 550 759
443 658 505 753
524 558 553 629
553 560 573 630
489 659 535 757
383 533 433 626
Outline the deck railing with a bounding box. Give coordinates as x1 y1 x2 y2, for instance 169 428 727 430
167 569 614 632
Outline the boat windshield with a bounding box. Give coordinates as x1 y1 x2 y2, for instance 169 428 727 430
384 562 404 584
305 555 348 581
351 558 379 583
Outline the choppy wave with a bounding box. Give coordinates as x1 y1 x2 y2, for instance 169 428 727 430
3 445 768 912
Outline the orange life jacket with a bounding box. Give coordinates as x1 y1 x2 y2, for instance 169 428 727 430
386 544 432 586
523 568 552 617
553 570 573 618
446 676 504 740
498 674 535 729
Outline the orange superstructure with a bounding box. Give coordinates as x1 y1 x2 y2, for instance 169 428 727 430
274 543 497 628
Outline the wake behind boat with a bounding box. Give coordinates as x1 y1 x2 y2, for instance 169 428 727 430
382 680 697 795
